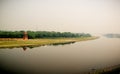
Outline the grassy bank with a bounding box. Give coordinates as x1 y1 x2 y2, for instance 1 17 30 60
0 37 98 48
88 64 120 74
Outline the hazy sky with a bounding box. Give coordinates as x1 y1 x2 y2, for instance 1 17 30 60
0 0 120 34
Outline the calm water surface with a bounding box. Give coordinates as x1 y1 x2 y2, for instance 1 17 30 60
0 36 120 73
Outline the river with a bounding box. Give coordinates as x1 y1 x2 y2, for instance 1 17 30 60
0 36 120 74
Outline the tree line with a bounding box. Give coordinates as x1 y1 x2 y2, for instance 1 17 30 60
0 30 91 39
104 34 120 38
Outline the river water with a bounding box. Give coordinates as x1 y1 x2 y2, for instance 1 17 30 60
0 36 120 74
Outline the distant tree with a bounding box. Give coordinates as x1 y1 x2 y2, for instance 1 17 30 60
0 30 91 39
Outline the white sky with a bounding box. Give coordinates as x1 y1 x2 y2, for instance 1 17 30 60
0 0 120 34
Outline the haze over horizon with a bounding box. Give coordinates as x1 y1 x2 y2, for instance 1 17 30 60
0 0 120 34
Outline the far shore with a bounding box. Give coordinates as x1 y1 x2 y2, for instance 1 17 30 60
0 37 99 48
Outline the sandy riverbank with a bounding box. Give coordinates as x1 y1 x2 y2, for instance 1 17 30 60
0 37 98 48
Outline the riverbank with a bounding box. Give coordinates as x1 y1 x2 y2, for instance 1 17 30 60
0 37 98 48
88 64 120 74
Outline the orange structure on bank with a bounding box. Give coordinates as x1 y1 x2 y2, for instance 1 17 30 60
23 31 28 40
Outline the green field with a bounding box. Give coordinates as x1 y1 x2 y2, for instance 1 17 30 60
0 37 98 48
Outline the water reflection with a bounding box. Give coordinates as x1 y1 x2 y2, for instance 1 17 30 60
0 41 76 51
21 41 75 51
50 41 75 46
22 47 27 51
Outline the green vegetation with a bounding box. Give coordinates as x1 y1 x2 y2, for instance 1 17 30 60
0 37 98 48
0 30 91 39
0 31 24 38
0 30 97 48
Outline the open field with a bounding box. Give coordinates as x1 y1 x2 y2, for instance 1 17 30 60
0 37 98 48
